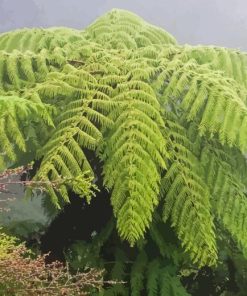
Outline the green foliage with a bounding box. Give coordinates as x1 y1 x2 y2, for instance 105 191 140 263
0 229 18 259
0 95 53 168
1 9 247 292
67 220 190 296
100 80 168 244
85 8 177 49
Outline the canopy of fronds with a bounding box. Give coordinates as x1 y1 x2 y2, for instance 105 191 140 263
1 9 247 270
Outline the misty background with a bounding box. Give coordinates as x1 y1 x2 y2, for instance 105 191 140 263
0 0 247 50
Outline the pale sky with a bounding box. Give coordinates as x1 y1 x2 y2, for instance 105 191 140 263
0 0 247 50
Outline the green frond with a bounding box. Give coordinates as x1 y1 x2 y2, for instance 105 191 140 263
86 9 177 49
110 248 128 282
146 259 160 296
35 79 113 204
0 27 85 54
159 58 247 151
101 84 168 245
6 52 21 89
183 45 247 87
159 267 190 296
201 144 247 257
130 251 148 296
0 50 68 92
0 95 53 170
104 248 128 296
161 118 217 266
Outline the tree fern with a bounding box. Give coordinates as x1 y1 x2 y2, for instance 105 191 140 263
1 9 247 294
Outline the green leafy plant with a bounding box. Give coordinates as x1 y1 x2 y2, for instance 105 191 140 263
0 228 17 259
66 219 190 295
1 8 247 294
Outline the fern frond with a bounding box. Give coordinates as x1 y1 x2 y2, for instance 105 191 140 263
35 82 113 204
0 95 53 170
161 117 217 266
158 57 247 151
146 259 160 296
101 82 168 245
0 28 85 53
0 50 69 92
159 266 190 296
183 45 247 88
201 144 247 257
86 9 176 50
130 251 148 296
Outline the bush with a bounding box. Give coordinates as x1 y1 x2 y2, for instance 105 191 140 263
0 230 105 295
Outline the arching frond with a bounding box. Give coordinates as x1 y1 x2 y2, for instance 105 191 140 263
101 81 169 245
0 95 53 170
